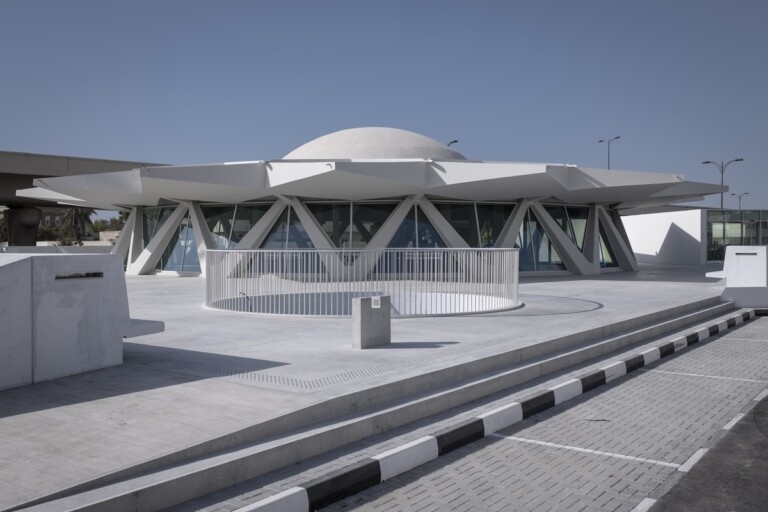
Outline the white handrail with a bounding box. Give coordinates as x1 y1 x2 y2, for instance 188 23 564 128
205 248 519 317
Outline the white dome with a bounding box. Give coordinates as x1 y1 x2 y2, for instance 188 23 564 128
283 127 466 160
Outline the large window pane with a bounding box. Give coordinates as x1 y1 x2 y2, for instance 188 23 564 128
259 207 314 249
707 210 726 261
388 206 445 248
306 203 352 248
433 202 478 247
476 203 515 247
598 223 619 268
516 208 565 271
565 206 589 251
350 203 397 248
230 204 272 245
201 205 236 249
142 207 174 247
742 210 759 245
157 212 200 273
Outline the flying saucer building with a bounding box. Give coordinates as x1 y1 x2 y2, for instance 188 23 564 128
19 127 723 276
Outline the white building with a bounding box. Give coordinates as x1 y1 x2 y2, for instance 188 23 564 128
623 206 768 265
18 127 723 276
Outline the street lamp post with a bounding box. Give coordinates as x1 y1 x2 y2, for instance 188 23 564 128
597 136 620 169
731 192 749 210
447 139 459 147
702 158 744 209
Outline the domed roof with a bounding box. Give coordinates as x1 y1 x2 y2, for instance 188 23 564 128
283 127 466 160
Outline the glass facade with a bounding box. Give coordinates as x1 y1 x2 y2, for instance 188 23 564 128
431 202 516 248
707 209 768 261
137 200 627 274
516 208 566 271
388 206 446 248
260 207 315 249
201 203 273 249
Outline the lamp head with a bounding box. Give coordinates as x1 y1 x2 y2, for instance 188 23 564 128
702 160 712 164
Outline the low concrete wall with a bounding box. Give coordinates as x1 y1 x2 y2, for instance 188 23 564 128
0 254 143 390
1 245 113 254
709 246 768 307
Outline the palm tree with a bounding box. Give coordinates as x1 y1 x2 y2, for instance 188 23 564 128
58 207 95 244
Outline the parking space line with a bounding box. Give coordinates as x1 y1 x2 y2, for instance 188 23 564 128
719 337 768 343
490 433 680 469
640 369 768 384
678 448 708 473
631 497 657 512
722 413 744 430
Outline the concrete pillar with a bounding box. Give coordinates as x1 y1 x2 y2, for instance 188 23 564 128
353 296 391 349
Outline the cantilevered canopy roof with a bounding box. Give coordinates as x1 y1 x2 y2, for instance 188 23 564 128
17 127 724 209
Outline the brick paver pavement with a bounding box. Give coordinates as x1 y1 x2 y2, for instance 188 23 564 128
169 316 768 512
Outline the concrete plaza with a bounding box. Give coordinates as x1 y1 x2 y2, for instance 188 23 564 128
0 264 727 511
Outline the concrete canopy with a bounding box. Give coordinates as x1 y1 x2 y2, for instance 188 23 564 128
18 127 723 209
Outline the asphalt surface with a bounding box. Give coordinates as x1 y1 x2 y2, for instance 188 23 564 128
651 395 768 512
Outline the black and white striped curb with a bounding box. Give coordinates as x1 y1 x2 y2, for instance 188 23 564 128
237 310 756 512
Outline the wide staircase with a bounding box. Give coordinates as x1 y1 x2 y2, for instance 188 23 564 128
14 296 748 512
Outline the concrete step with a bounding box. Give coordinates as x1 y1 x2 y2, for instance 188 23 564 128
15 297 735 512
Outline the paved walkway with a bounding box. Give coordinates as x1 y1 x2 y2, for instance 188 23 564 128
0 264 724 510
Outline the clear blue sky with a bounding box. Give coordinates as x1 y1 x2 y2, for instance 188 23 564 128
2 1 766 208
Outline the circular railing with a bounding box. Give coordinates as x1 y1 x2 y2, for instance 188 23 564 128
205 248 520 317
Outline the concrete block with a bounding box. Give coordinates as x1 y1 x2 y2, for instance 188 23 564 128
373 436 438 481
32 254 129 382
601 360 626 383
641 347 661 365
479 402 523 435
352 296 391 349
673 337 688 352
551 378 583 405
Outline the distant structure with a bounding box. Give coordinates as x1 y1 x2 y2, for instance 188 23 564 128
624 206 768 264
18 127 723 276
0 151 160 245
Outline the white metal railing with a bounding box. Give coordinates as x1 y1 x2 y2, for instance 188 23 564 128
205 248 520 317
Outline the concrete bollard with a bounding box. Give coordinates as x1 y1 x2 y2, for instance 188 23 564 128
352 295 391 349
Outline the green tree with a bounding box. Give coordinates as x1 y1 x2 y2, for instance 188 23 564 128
58 207 95 245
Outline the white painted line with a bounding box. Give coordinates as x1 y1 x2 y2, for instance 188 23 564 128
641 369 768 384
696 327 710 342
723 413 745 430
726 337 768 343
749 310 756 318
601 360 627 383
491 434 680 469
678 448 708 473
551 378 582 405
718 320 728 332
734 314 744 325
754 388 768 402
235 486 309 512
641 347 660 365
479 402 523 435
631 497 657 512
373 436 438 481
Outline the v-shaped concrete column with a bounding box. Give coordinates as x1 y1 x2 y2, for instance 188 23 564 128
126 204 188 276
